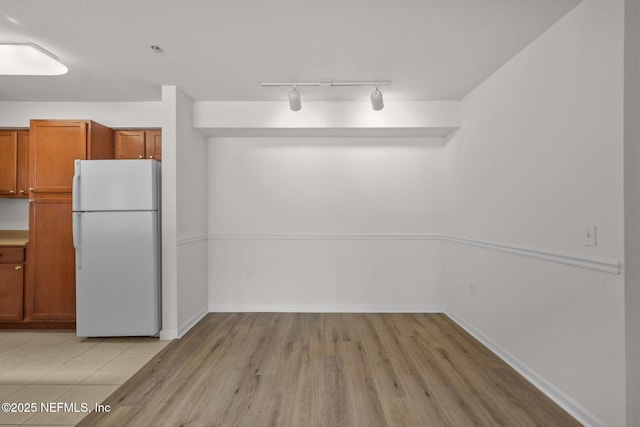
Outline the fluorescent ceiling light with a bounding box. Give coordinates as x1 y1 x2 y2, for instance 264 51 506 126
0 43 68 75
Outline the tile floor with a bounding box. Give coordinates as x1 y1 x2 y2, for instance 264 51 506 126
0 331 169 426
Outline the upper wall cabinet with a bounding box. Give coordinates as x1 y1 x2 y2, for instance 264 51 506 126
114 129 162 162
0 130 29 198
29 120 114 193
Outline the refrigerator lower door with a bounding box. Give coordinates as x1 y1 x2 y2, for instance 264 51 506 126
76 211 160 337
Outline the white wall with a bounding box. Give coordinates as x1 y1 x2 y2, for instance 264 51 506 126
0 199 28 229
443 1 625 426
624 1 640 425
207 136 445 311
175 89 209 335
159 87 179 340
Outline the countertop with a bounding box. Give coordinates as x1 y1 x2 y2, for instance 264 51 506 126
0 230 29 247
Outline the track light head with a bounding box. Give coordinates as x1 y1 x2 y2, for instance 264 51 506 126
370 87 384 111
288 87 301 111
262 80 391 110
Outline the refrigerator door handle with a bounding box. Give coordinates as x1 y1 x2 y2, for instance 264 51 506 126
72 212 82 269
72 160 80 212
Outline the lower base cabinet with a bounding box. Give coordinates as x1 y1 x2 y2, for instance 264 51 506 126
0 247 24 322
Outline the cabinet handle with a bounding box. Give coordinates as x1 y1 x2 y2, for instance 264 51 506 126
149 155 154 159
138 155 143 159
29 187 34 191
19 189 25 194
9 190 15 194
15 265 22 271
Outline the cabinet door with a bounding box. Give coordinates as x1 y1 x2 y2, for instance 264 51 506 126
0 131 18 196
0 264 23 321
26 196 76 321
115 130 146 159
30 121 88 193
146 130 162 162
16 130 29 197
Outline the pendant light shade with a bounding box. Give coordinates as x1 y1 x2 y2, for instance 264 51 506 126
288 87 302 111
370 87 384 111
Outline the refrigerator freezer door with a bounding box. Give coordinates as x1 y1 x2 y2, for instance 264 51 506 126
76 211 160 337
74 160 159 212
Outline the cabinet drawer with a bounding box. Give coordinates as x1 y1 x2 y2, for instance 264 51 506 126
0 247 25 263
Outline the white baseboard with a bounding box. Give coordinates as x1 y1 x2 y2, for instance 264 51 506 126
177 307 208 338
159 328 178 340
444 308 605 427
208 304 443 313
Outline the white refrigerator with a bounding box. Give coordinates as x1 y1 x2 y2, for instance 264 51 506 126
72 159 161 337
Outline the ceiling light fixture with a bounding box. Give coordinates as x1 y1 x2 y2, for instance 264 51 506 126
0 43 68 75
370 87 384 111
261 80 391 111
288 86 301 111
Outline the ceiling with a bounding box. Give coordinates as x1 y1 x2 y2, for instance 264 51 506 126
0 0 581 102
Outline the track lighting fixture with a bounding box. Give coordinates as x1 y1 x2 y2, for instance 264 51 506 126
370 87 384 111
261 80 391 111
288 86 302 111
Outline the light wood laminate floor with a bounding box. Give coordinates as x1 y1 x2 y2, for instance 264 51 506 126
79 313 581 427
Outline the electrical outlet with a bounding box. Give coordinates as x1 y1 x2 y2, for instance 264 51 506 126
583 226 597 246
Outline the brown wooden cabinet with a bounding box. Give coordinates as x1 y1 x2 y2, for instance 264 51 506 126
0 131 17 196
147 130 162 161
114 129 162 161
0 247 25 322
29 121 114 193
0 130 29 198
16 130 29 197
27 196 75 322
25 120 114 326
